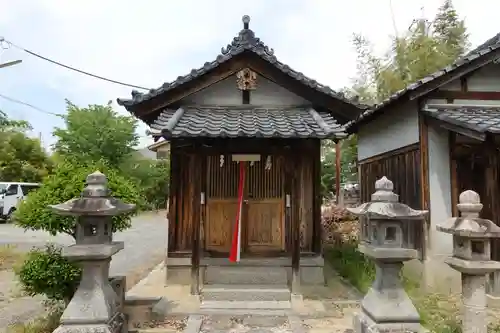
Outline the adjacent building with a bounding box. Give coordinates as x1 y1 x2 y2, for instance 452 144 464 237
347 33 500 292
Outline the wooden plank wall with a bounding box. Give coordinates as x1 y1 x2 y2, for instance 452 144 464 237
290 140 316 252
168 141 202 253
167 138 320 255
358 143 422 209
358 144 423 257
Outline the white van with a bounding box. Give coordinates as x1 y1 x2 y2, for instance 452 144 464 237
0 182 40 222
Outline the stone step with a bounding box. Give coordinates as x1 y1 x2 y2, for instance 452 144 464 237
200 300 292 310
204 266 288 285
202 284 290 302
196 308 291 316
137 329 178 333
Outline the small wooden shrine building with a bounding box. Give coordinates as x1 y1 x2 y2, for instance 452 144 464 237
117 16 364 294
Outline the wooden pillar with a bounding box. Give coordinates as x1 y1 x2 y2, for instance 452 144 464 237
285 147 300 293
168 143 179 252
484 143 500 296
335 140 341 203
190 153 202 295
449 133 459 218
418 112 430 258
291 152 301 294
312 139 322 255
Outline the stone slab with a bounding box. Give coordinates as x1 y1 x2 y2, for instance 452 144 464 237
202 285 290 302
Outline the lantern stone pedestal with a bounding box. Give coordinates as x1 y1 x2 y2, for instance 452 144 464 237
347 176 428 333
437 190 500 333
49 171 136 333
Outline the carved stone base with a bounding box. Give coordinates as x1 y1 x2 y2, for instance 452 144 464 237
353 312 423 333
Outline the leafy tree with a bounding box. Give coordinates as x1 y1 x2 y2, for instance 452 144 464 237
15 157 142 237
321 137 358 198
349 0 468 102
322 0 469 193
433 0 469 62
121 156 170 210
0 111 52 182
53 101 139 168
0 131 52 182
0 110 30 131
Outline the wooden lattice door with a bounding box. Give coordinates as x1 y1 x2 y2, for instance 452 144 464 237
205 155 285 255
245 156 284 253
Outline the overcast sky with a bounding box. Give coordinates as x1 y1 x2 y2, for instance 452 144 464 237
1 0 499 149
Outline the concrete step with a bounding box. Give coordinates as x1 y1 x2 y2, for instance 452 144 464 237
200 300 292 310
204 266 287 285
202 284 290 302
196 308 291 316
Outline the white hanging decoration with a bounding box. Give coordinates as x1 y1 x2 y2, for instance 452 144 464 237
250 161 255 167
220 155 224 167
265 155 272 170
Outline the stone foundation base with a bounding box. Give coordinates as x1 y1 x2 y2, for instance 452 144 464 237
166 256 325 286
353 312 423 333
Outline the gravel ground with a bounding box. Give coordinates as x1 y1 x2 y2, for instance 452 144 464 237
0 210 167 331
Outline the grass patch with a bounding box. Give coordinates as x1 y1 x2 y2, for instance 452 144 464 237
324 242 500 332
0 245 25 270
7 305 62 333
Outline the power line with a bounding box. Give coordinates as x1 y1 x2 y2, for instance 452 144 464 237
0 37 152 91
0 93 155 140
0 93 63 117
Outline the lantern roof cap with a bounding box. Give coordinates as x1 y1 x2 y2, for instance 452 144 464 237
347 176 428 220
437 190 500 237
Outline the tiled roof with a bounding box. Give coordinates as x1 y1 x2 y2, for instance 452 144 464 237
117 16 364 110
347 33 500 131
422 104 500 136
148 106 346 139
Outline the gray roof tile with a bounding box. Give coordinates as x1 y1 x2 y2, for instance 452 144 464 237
422 105 500 135
117 16 364 110
148 106 346 139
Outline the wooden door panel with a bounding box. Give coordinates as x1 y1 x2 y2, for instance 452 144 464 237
206 199 237 253
246 199 284 252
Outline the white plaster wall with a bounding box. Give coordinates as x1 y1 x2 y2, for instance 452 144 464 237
424 122 461 292
357 101 419 160
427 123 452 254
440 62 500 92
181 74 309 106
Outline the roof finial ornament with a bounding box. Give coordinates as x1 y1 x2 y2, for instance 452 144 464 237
242 15 250 29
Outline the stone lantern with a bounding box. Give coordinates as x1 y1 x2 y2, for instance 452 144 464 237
49 171 136 333
347 176 428 333
437 190 500 333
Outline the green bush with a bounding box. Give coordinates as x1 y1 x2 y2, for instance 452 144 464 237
324 241 375 293
14 158 143 237
16 245 81 303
